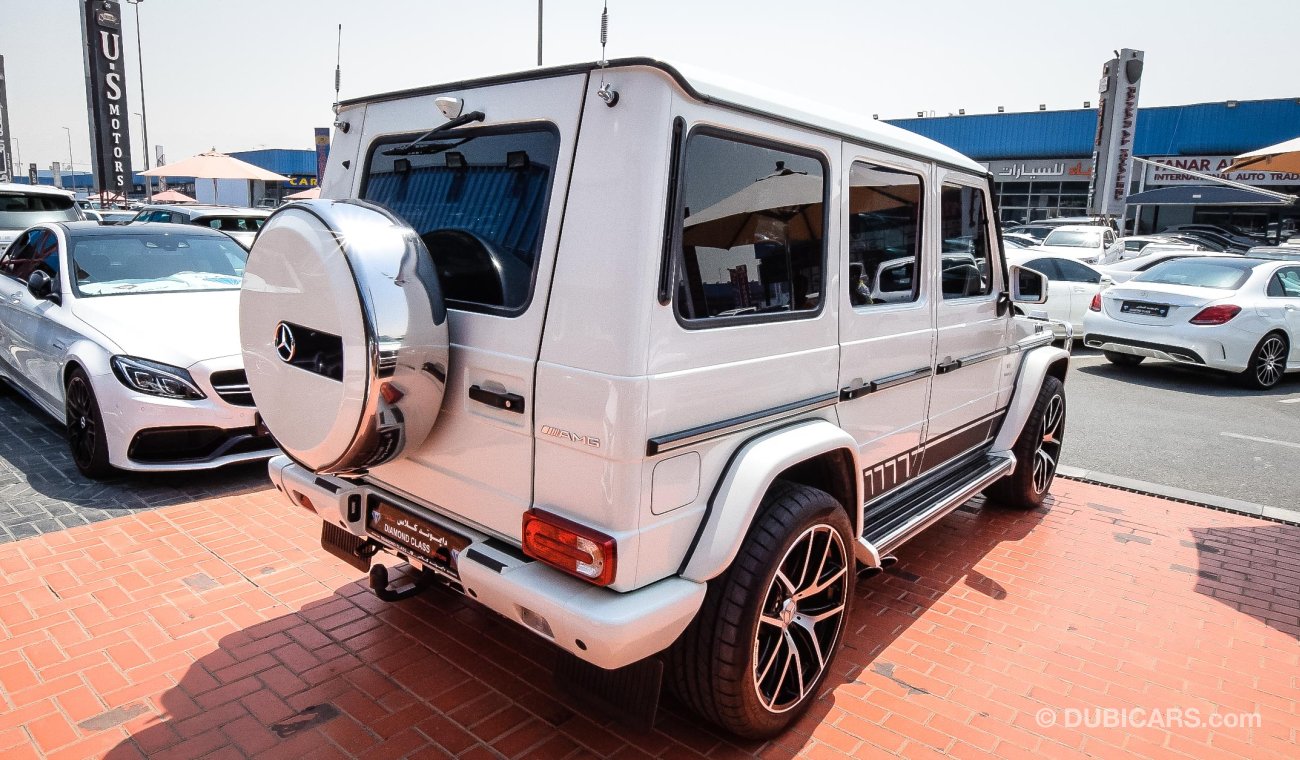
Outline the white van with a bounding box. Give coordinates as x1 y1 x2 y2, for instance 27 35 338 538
239 58 1068 737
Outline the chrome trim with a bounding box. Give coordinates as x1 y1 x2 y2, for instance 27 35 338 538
646 392 839 456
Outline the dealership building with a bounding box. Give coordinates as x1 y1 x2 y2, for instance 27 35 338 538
889 97 1300 234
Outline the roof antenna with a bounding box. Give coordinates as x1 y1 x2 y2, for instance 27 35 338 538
595 2 619 107
332 24 351 132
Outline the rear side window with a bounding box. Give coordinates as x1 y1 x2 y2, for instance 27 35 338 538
362 126 561 313
1268 267 1300 297
673 131 826 322
847 162 922 307
1055 258 1100 284
940 184 994 298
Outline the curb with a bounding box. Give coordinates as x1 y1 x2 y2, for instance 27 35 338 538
1056 465 1300 527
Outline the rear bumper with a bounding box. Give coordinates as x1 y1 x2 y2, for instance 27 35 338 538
269 456 705 670
1083 334 1207 364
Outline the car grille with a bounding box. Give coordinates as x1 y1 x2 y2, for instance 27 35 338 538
210 369 255 407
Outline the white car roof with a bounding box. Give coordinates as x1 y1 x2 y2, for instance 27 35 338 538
0 182 76 198
343 57 987 175
1046 225 1109 234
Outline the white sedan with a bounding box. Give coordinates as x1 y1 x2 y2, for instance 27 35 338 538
1096 249 1222 286
1036 225 1124 265
1008 251 1103 338
0 221 278 476
1083 256 1300 389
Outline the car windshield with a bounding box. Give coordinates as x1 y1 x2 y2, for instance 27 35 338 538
0 192 81 228
1133 258 1255 289
1043 230 1100 248
69 231 248 297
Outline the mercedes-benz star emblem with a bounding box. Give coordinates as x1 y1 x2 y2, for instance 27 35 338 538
274 322 297 363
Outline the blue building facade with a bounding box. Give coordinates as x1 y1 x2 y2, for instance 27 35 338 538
887 97 1300 231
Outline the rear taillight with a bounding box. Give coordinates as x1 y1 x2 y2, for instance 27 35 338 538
522 509 617 586
1189 305 1241 325
1089 293 1102 312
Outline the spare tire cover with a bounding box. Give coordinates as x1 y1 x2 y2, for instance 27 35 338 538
240 199 449 474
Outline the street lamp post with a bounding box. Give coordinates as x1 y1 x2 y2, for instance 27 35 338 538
126 0 152 201
62 127 74 189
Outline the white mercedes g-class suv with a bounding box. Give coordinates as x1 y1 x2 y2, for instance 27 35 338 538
240 58 1068 737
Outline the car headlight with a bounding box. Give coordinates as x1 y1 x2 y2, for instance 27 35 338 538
110 356 206 400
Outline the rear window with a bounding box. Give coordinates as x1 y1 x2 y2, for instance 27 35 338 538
0 192 80 228
361 125 561 313
1133 258 1256 290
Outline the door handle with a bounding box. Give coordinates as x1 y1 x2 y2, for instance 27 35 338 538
468 384 525 413
936 359 962 374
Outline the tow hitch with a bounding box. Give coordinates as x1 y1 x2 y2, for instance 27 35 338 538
369 563 440 602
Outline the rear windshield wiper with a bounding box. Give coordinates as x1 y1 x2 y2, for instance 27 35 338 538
383 110 486 156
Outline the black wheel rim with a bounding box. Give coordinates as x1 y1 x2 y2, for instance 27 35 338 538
65 378 98 470
752 524 849 713
1256 336 1286 388
1034 393 1064 495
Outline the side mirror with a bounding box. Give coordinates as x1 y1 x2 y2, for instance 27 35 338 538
27 271 60 305
1009 264 1048 304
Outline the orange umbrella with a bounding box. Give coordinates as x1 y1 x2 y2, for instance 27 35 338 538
151 189 197 203
284 186 320 200
141 150 290 201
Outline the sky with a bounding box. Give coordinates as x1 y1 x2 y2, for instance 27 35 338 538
2 0 1298 175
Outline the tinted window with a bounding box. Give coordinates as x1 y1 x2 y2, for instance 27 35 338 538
1055 259 1100 283
847 162 922 306
1022 257 1062 279
362 126 561 313
0 229 40 280
940 184 993 298
1133 259 1256 290
196 215 265 232
0 193 80 229
1269 267 1300 298
674 133 825 321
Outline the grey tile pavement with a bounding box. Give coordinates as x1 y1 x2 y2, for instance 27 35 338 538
0 385 271 544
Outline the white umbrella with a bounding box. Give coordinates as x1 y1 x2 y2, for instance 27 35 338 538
142 150 290 203
1222 135 1300 174
683 170 824 249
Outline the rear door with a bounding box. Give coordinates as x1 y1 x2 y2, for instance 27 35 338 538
1268 266 1300 364
1053 258 1103 332
838 150 935 499
353 75 587 540
925 175 1007 469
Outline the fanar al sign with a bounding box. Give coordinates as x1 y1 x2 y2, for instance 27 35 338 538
79 0 134 196
1146 156 1300 187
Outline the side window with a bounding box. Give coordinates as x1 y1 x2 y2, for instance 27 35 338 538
940 184 994 299
1055 259 1101 284
846 161 923 307
33 231 60 277
674 132 826 322
1270 267 1300 298
1023 257 1062 280
0 230 39 280
6 230 55 282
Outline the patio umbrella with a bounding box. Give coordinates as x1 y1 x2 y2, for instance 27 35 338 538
151 189 197 204
683 170 824 249
284 186 320 200
1222 135 1300 174
141 150 290 203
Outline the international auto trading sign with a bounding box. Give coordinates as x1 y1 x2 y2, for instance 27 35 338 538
79 0 134 196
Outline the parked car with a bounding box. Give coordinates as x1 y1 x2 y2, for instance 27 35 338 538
1110 235 1200 263
236 58 1070 738
1083 256 1299 389
0 183 83 254
1003 224 1055 242
1036 224 1123 264
1162 223 1262 248
1097 250 1221 285
99 210 138 226
0 222 277 476
1040 216 1120 232
1158 227 1250 253
1008 251 1103 338
1002 232 1040 249
131 204 270 248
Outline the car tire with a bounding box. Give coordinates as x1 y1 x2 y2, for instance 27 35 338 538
65 368 114 479
985 375 1065 510
1103 351 1144 366
666 481 854 739
1239 332 1288 390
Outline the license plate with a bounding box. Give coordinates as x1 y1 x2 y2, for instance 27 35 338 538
366 497 470 574
1121 301 1169 317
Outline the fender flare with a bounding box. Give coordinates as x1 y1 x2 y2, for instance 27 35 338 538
991 345 1069 453
680 419 861 583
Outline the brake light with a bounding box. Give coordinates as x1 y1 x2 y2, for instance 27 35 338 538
522 509 617 586
1089 293 1102 311
1189 305 1241 325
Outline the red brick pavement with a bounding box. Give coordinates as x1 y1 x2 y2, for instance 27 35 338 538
0 480 1296 759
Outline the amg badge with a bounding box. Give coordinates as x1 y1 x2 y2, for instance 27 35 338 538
540 425 601 448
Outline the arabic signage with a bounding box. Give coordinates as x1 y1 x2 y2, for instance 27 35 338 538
984 159 1093 182
79 0 134 196
1145 155 1300 187
0 56 12 183
314 127 330 183
1086 49 1144 216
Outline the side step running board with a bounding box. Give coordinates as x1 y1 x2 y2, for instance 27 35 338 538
863 451 1015 555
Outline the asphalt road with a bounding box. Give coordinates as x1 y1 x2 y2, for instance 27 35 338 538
1062 346 1300 510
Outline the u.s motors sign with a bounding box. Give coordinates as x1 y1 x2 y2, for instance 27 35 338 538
79 0 134 196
